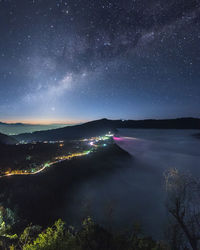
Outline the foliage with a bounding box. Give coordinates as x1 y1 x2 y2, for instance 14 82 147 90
22 219 68 250
165 169 200 250
0 206 167 250
16 217 166 250
19 224 41 248
0 206 18 249
0 206 16 236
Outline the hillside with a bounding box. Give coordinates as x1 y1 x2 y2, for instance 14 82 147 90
14 118 118 142
0 133 18 145
14 117 200 142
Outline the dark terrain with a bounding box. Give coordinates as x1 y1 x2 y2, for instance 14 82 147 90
14 117 200 142
0 140 88 174
0 142 131 230
0 132 18 145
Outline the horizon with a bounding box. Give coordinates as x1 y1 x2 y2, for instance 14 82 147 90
1 116 200 126
0 119 80 125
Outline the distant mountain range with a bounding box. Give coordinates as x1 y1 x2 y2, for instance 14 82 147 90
0 121 25 126
14 118 200 142
0 133 18 145
0 122 67 135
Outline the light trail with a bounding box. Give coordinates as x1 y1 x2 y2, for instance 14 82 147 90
0 134 112 178
0 150 92 178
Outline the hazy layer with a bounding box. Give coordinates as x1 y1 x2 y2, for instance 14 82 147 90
0 124 68 135
66 129 200 239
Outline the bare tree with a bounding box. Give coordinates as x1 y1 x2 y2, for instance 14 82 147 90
165 169 200 250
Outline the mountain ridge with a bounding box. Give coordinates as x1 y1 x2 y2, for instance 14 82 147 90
0 132 18 145
0 122 25 126
14 117 200 142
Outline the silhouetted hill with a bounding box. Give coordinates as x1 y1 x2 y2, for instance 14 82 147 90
14 118 200 142
0 121 25 126
14 118 118 142
0 133 18 145
124 117 200 129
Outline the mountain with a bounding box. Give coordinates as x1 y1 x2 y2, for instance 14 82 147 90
14 117 200 142
14 118 118 142
0 121 25 126
0 133 18 145
0 122 68 135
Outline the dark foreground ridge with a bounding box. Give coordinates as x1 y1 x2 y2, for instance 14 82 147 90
14 117 200 142
0 132 18 145
0 142 131 228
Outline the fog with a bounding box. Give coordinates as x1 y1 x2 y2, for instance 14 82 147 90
65 129 200 239
2 129 200 240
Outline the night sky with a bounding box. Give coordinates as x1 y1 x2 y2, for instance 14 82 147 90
0 0 200 123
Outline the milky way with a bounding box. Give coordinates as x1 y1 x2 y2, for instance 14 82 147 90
0 0 200 122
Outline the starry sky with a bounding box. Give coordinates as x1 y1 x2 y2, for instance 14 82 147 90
0 0 200 123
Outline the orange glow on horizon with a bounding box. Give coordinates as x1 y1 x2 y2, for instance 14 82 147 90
1 119 87 125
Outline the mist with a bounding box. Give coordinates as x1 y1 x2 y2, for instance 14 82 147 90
65 129 200 239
